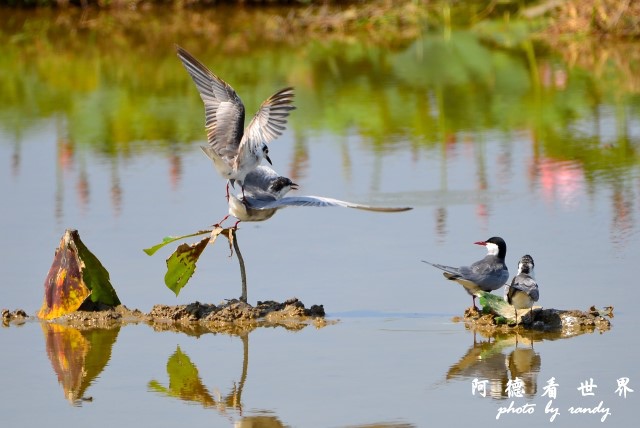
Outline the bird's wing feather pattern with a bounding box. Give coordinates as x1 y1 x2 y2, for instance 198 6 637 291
243 87 296 146
176 46 245 159
249 195 412 212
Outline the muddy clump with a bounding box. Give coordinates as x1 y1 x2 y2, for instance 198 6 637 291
54 305 148 329
149 298 323 322
6 297 328 335
147 298 327 335
456 305 613 336
2 308 28 326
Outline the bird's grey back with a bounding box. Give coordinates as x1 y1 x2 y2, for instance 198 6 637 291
458 255 509 290
241 166 285 202
509 274 539 301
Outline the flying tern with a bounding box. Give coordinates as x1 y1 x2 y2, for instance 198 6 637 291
176 45 295 199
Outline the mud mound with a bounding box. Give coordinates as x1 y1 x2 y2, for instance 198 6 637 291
149 298 324 322
455 305 612 336
9 297 328 335
2 308 28 326
147 298 327 335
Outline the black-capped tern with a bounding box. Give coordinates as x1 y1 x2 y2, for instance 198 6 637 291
422 237 509 308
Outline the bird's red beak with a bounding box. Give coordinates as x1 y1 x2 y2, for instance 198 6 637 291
474 241 487 246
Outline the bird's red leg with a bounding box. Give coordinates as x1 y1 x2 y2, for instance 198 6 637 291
213 214 230 228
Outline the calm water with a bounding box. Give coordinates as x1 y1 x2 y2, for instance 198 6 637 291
1 6 639 427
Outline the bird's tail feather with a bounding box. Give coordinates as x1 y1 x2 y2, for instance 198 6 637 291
421 260 460 275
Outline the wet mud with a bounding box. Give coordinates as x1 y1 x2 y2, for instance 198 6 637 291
2 298 329 335
454 305 613 337
2 308 28 327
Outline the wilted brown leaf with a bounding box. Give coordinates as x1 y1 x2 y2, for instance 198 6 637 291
38 229 120 320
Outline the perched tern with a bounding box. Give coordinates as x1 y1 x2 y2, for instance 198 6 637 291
176 45 295 199
504 254 539 322
222 165 412 225
422 237 509 308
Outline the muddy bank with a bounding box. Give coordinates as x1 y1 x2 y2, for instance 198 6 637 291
2 308 28 327
3 298 329 335
147 298 328 335
454 305 613 336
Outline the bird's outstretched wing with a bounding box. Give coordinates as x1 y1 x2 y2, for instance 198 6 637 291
249 195 412 212
243 87 296 146
176 45 245 159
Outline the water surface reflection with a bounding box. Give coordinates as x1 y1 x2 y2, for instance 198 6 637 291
447 331 541 399
446 324 613 400
2 11 639 240
149 339 251 421
41 322 119 405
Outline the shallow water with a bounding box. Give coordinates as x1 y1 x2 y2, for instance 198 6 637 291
1 6 640 427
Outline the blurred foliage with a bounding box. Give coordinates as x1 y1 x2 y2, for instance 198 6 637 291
0 3 639 180
544 0 640 38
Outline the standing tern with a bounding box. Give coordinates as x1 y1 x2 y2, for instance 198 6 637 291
176 45 295 199
221 165 412 225
422 237 509 309
504 254 539 322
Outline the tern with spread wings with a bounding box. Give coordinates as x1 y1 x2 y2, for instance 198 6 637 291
176 45 295 199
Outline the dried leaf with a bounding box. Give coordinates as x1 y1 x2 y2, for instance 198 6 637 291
38 229 120 320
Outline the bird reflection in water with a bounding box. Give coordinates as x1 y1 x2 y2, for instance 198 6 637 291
446 330 541 399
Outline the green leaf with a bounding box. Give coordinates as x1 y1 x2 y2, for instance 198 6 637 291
478 291 518 321
143 229 213 256
164 237 210 296
75 233 121 306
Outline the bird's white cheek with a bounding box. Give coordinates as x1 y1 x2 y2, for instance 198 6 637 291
486 242 499 256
